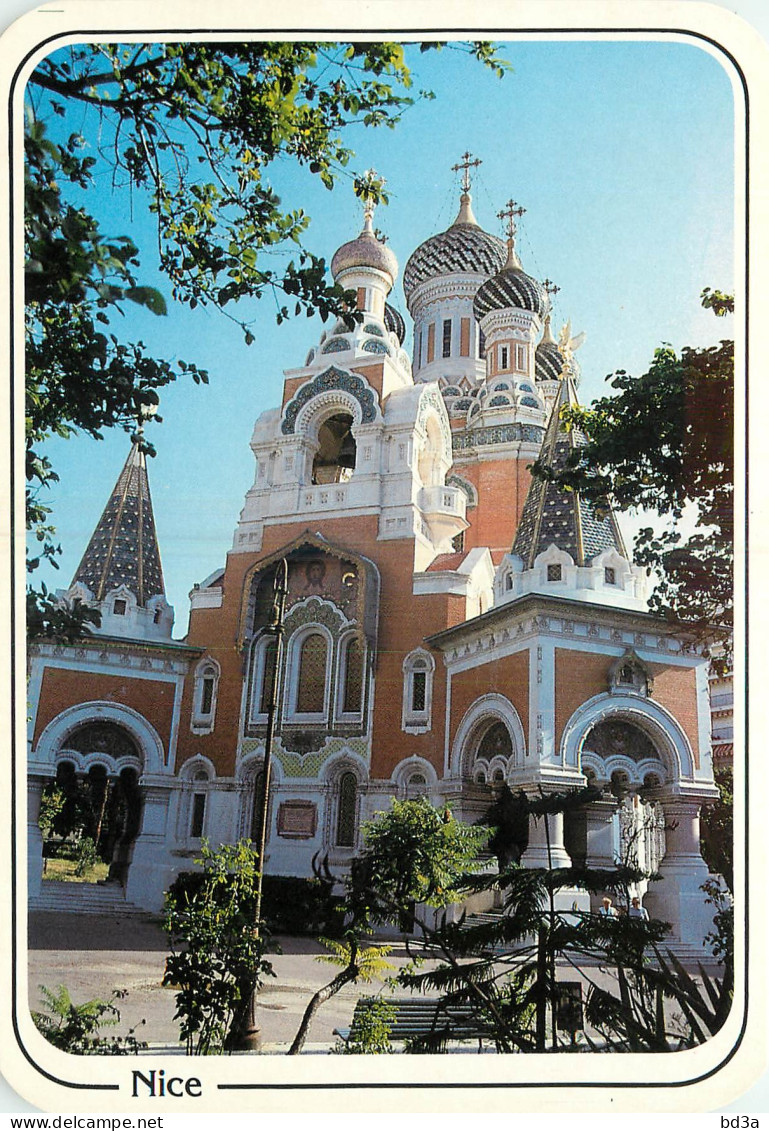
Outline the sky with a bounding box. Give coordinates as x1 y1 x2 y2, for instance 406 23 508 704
27 35 737 636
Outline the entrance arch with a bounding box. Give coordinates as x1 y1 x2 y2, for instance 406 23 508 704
31 702 166 893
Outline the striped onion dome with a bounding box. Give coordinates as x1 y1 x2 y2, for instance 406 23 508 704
331 211 398 284
535 315 565 382
384 302 406 344
403 193 506 304
473 241 546 320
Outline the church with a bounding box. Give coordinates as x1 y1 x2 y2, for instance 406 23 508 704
26 158 721 954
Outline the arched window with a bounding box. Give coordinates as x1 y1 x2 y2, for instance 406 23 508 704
190 770 209 838
335 771 358 848
192 659 220 734
259 639 278 715
402 650 435 733
339 635 365 717
296 633 328 715
312 413 356 484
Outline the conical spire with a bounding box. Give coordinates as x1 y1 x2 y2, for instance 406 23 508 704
71 439 166 605
512 375 627 568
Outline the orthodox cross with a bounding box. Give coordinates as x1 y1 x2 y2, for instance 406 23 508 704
451 151 482 193
540 277 558 303
497 198 526 242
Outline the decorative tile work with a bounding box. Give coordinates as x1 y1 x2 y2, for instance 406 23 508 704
361 339 391 355
452 422 545 451
363 323 384 337
281 366 378 434
321 337 351 354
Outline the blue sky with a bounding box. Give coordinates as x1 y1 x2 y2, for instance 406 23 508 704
28 36 737 635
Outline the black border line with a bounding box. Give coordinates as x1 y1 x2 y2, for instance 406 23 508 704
8 23 749 1098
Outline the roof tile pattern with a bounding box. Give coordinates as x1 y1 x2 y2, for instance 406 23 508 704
403 222 506 301
512 376 625 567
71 442 165 605
535 339 566 382
474 264 547 319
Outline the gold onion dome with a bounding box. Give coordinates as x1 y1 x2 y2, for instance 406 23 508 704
330 208 398 285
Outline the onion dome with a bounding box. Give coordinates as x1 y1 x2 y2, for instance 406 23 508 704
330 206 398 284
403 192 506 303
473 237 546 320
535 313 565 382
384 302 406 344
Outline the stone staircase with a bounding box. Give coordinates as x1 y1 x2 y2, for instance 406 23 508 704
29 880 146 915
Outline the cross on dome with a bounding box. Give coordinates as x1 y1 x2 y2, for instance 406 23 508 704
497 198 526 268
451 151 482 194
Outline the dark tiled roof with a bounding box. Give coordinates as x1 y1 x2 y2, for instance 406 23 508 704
403 222 506 302
384 302 406 344
71 442 165 605
512 376 626 568
474 264 547 319
535 339 565 382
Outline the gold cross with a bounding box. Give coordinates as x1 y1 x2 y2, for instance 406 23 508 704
451 151 482 193
497 199 526 241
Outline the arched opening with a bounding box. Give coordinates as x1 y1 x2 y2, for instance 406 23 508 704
311 413 356 484
40 723 144 886
417 416 443 487
295 632 328 715
335 771 358 848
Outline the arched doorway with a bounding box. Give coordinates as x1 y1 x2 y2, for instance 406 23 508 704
40 721 144 887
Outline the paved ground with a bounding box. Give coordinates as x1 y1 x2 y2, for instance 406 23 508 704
28 912 408 1053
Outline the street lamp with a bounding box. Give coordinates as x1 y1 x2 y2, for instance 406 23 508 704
230 557 289 1051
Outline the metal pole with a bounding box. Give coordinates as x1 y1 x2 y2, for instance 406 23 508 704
230 557 289 1051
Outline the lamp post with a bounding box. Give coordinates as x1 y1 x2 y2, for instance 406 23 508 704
231 557 289 1051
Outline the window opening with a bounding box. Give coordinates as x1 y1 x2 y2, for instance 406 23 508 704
604 566 616 585
547 564 562 581
411 670 427 713
336 772 357 847
500 345 509 370
342 636 364 715
259 639 278 714
200 676 215 715
311 413 356 485
442 318 452 358
296 633 327 714
113 599 127 616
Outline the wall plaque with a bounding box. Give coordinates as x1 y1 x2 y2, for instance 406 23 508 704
277 800 317 839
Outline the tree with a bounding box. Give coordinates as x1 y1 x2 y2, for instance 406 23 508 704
25 42 508 637
337 795 729 1054
163 840 274 1054
533 290 733 653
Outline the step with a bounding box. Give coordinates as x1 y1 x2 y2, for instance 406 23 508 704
30 880 146 915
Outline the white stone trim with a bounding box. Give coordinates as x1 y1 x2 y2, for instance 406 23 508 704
401 648 435 734
560 692 698 786
33 701 167 776
450 692 527 779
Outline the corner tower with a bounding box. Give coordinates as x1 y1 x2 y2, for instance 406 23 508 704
62 436 174 640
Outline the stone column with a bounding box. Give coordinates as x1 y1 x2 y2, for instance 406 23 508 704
27 774 49 901
125 777 177 912
521 809 572 869
643 795 714 952
584 798 619 871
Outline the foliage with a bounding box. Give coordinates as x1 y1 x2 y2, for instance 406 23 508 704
287 934 395 1055
32 984 145 1054
533 290 733 651
163 840 274 1054
25 112 208 638
262 874 346 936
357 796 490 913
74 836 98 877
37 783 65 839
338 791 730 1055
700 766 733 890
25 41 508 638
334 998 397 1055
